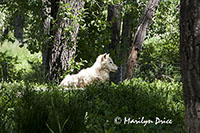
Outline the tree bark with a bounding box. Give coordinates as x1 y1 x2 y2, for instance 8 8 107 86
14 11 24 42
180 0 200 132
107 4 121 83
107 4 121 50
41 0 51 80
120 12 133 81
42 0 85 82
125 0 161 79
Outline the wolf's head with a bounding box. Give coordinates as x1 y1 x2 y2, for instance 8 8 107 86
100 53 118 72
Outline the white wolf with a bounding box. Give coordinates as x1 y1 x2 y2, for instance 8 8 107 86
60 53 118 88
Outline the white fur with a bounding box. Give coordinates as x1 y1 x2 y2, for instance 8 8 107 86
60 53 118 88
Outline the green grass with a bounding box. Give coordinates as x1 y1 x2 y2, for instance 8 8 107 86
0 40 41 71
0 39 184 132
0 79 185 132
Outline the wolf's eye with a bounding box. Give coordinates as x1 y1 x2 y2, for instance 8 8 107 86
110 61 112 64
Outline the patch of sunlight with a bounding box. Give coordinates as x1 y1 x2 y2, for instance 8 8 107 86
0 40 42 71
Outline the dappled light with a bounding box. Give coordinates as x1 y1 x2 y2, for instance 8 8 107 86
0 0 186 132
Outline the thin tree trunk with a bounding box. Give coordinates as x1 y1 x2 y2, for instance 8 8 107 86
107 4 121 50
180 0 200 132
120 12 133 81
125 0 161 79
41 0 51 80
14 11 24 42
42 0 85 82
107 4 121 83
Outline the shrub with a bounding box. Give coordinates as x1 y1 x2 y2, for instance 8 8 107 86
0 51 24 81
0 78 184 132
0 81 24 132
22 57 44 83
81 78 184 132
135 36 180 82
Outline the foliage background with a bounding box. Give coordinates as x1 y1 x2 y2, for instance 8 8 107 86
0 0 184 132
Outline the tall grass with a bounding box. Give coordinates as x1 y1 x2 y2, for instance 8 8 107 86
0 79 184 132
0 39 184 132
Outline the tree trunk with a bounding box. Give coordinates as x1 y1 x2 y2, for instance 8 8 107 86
120 12 133 81
125 0 161 79
41 0 51 80
42 0 85 82
14 11 24 42
180 0 200 132
107 4 121 83
107 4 121 50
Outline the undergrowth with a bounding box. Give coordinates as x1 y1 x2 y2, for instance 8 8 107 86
0 79 184 132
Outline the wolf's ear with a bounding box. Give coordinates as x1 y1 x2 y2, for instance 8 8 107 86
101 53 107 62
103 53 108 58
107 53 110 57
